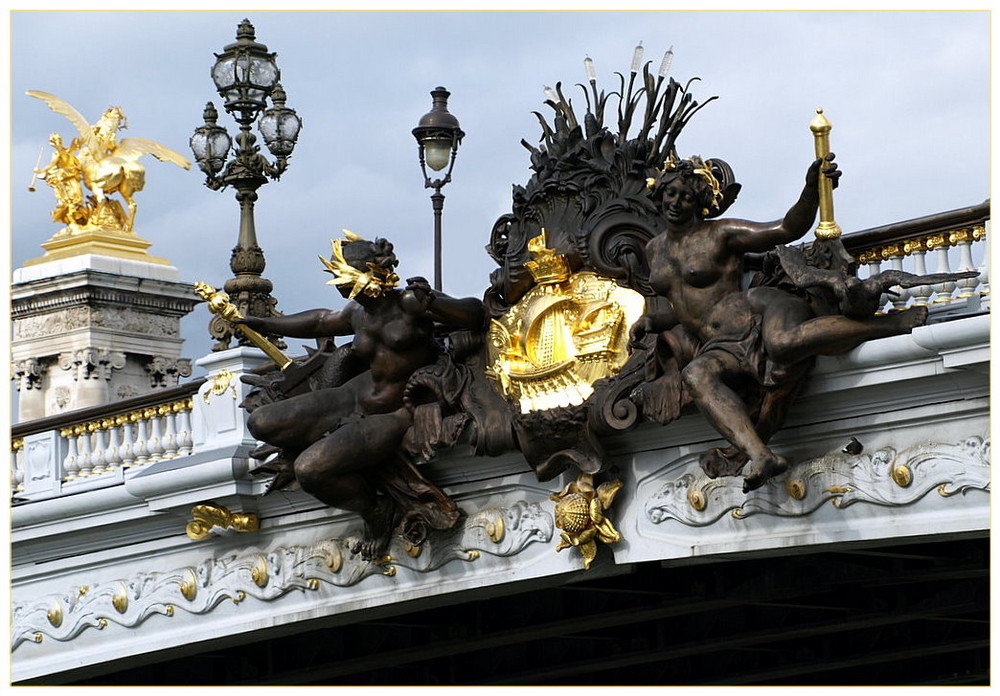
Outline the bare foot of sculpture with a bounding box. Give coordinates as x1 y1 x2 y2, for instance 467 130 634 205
742 451 789 493
351 497 395 562
700 446 749 478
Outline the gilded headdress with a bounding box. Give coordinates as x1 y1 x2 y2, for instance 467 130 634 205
646 154 726 217
319 229 400 299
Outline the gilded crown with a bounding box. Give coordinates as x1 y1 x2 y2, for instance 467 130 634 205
525 229 571 284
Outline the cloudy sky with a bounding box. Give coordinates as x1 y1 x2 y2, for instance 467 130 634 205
8 8 991 370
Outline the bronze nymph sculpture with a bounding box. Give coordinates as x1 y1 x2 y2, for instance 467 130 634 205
636 154 940 491
234 231 485 559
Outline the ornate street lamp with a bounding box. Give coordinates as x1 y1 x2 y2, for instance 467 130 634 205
413 86 463 291
190 18 302 351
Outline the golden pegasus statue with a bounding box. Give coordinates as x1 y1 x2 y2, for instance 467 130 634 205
28 90 191 233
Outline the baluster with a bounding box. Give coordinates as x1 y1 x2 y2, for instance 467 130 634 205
132 412 150 465
76 425 94 477
119 416 136 468
161 405 178 458
61 428 79 481
103 418 123 472
974 225 989 302
950 228 979 299
11 439 25 493
146 408 165 462
881 244 908 310
90 423 108 475
903 238 931 306
176 399 194 456
926 233 956 303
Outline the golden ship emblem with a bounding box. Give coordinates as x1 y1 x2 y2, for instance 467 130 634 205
487 230 645 413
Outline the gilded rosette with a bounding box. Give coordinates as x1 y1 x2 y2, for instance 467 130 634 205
550 474 623 570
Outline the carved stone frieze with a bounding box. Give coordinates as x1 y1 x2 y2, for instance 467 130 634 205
14 305 181 340
643 436 990 527
14 307 92 340
115 385 140 399
90 307 181 338
11 500 553 649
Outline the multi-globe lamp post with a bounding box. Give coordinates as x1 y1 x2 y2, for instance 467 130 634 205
413 87 464 291
190 19 302 350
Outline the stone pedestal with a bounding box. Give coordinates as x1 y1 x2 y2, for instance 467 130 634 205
11 254 199 421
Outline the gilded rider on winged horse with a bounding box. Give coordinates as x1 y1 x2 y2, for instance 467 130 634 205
28 90 191 233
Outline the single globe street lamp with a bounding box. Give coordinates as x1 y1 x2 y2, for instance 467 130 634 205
413 86 464 291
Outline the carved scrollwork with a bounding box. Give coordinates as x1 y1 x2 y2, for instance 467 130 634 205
581 210 660 295
12 358 46 391
57 348 126 382
643 435 990 527
11 500 553 649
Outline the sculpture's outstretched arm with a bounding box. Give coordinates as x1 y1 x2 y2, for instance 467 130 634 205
236 305 359 339
403 276 487 330
726 155 841 253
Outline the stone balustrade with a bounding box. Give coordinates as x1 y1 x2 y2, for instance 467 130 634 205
58 399 195 480
11 379 205 503
842 200 989 315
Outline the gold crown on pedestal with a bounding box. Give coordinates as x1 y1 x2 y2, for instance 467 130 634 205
525 229 571 284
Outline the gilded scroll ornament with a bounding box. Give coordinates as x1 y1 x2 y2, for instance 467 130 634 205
180 570 198 601
112 584 128 614
891 464 913 487
785 478 807 500
185 503 260 540
485 515 506 543
203 369 237 404
551 474 623 570
251 555 269 588
46 602 62 628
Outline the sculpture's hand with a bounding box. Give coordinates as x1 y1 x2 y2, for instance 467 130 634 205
403 276 436 313
628 315 653 352
806 152 842 190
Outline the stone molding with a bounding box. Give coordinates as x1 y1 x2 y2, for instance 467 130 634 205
643 435 990 527
12 288 197 321
11 500 554 649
